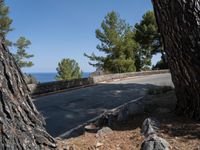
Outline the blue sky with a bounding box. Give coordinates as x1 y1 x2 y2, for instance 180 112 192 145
6 0 159 73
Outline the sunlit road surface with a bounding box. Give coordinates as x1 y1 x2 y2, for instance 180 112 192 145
33 73 173 137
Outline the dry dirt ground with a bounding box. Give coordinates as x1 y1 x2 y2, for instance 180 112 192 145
57 91 200 150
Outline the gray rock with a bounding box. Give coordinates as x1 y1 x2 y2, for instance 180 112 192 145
141 118 160 137
97 127 113 136
85 124 99 133
141 134 170 150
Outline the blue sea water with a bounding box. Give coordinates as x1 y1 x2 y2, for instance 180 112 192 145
30 72 91 83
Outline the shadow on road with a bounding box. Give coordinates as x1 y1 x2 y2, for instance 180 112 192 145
34 81 172 138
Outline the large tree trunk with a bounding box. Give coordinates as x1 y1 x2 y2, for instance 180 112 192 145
0 38 57 149
152 0 200 119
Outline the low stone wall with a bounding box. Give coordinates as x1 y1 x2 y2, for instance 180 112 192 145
29 70 170 96
92 69 169 83
29 78 94 96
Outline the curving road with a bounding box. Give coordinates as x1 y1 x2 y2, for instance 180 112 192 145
33 73 173 137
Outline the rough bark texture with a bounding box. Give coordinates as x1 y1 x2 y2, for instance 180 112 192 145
152 0 200 119
0 39 57 149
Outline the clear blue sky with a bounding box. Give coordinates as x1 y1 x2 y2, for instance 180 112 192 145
6 0 160 73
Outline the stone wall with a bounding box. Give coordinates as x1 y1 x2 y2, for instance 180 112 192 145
29 77 94 96
92 70 169 83
29 70 169 97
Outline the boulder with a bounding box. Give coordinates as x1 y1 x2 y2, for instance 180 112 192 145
141 134 170 150
141 118 160 137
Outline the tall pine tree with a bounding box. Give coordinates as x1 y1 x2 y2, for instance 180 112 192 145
152 0 200 119
134 11 168 70
84 11 138 73
0 0 12 46
0 37 57 150
0 1 34 69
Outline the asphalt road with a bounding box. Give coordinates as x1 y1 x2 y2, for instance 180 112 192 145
34 73 173 137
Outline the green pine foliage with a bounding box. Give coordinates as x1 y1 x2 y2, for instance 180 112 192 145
56 58 82 81
0 1 13 46
85 11 167 74
84 11 138 73
134 11 167 70
0 1 34 68
13 37 34 68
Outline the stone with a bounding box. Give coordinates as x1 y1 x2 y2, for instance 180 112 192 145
141 118 160 137
85 124 99 133
96 142 103 148
96 127 113 136
141 134 170 150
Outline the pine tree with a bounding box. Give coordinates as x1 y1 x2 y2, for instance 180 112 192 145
84 11 137 73
134 11 168 70
0 1 34 68
0 0 13 46
13 37 34 68
152 0 200 119
56 58 82 80
0 38 57 149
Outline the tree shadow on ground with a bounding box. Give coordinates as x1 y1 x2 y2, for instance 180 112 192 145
34 80 172 137
57 89 200 150
109 91 200 141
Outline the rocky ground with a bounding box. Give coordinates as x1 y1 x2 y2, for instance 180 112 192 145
57 91 200 150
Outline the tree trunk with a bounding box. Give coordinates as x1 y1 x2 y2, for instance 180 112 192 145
152 0 200 119
0 38 57 149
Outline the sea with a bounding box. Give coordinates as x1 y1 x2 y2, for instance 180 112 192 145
30 72 91 83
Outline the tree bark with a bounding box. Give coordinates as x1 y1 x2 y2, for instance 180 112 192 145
0 38 57 149
152 0 200 119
